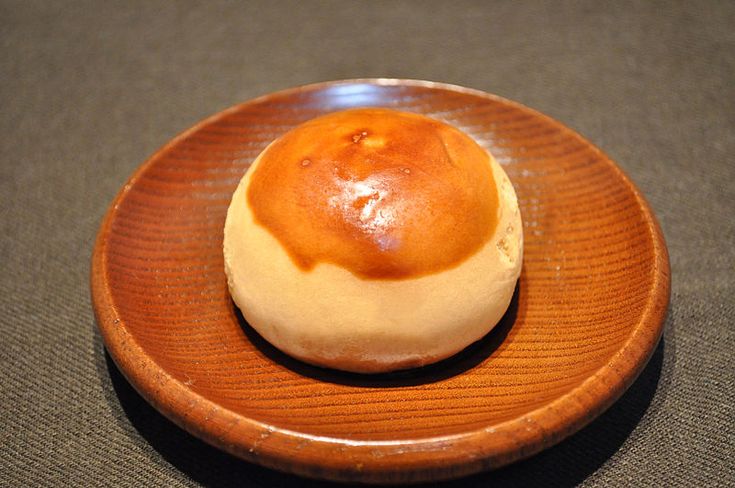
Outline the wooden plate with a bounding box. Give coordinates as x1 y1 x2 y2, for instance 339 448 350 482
91 79 670 484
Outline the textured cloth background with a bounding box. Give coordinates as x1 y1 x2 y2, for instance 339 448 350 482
1 1 733 486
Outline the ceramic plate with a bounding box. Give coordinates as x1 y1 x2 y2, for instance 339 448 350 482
91 79 670 483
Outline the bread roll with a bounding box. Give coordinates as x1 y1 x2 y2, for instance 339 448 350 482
224 108 522 373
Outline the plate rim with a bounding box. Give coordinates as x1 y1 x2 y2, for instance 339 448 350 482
91 78 671 483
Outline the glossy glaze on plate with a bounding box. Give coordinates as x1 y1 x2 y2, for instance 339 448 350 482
246 107 500 280
91 79 670 484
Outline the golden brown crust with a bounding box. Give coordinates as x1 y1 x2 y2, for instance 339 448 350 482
245 108 499 280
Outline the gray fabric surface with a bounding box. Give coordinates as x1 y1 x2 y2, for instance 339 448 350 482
1 1 733 486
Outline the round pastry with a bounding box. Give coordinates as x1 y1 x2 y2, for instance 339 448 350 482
224 108 522 373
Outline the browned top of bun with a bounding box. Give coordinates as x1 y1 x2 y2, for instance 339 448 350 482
246 108 498 279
